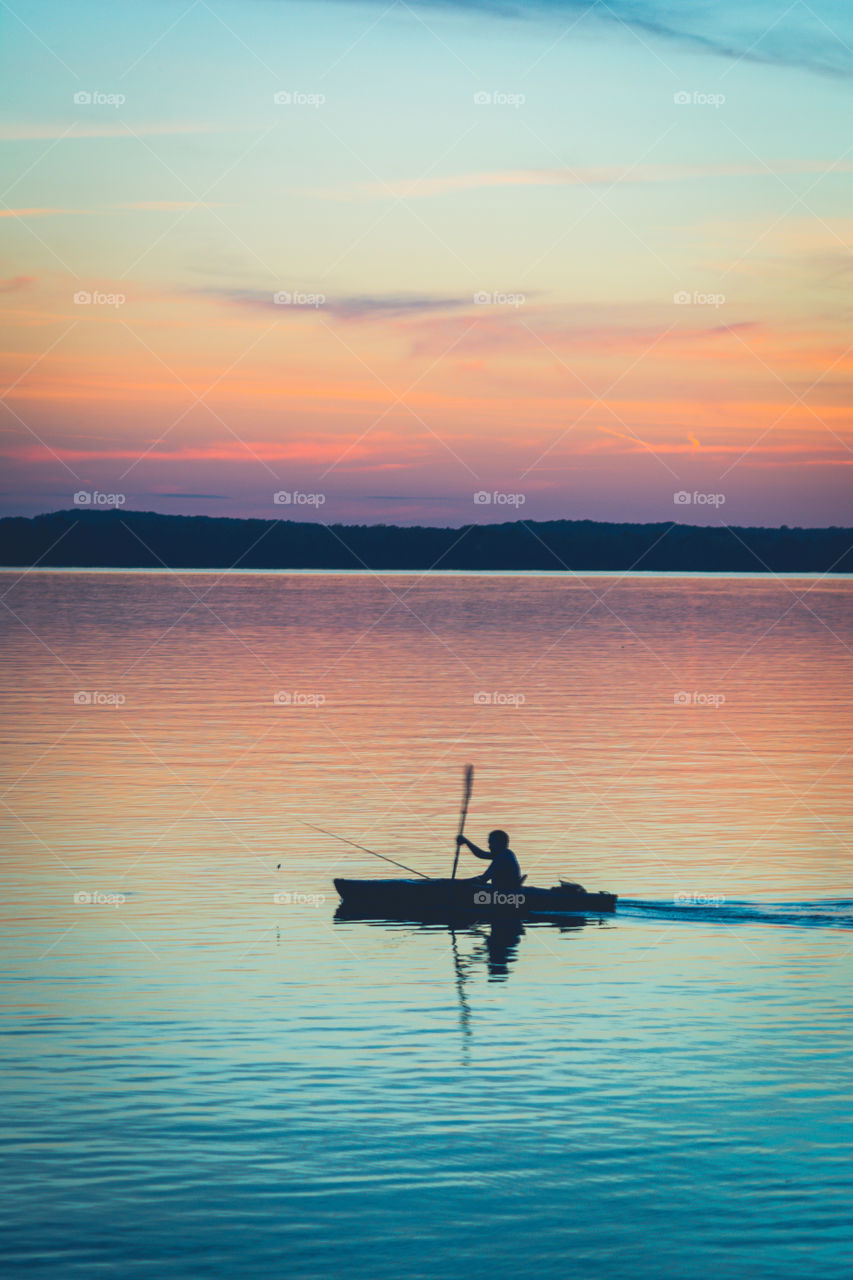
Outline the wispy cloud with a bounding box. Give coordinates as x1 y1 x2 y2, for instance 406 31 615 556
808 248 853 285
201 288 476 319
0 122 215 141
315 159 853 202
115 201 232 212
0 207 83 219
150 492 230 500
328 294 478 319
1 202 228 220
401 307 763 359
0 275 36 291
346 0 853 78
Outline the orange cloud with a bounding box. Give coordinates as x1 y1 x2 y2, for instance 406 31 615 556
0 202 225 218
0 208 81 218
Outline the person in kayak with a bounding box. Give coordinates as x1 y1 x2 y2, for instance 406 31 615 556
456 829 522 892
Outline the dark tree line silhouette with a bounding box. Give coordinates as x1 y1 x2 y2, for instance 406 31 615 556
1 509 850 572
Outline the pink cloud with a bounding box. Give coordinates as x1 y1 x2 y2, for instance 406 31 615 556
0 274 36 291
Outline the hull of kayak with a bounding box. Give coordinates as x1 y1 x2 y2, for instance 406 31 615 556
333 876 617 919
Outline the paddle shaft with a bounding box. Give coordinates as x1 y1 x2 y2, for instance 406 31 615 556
451 764 474 880
297 821 431 879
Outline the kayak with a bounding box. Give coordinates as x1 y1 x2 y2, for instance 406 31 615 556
333 875 617 920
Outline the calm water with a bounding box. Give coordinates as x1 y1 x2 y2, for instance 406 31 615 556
2 569 852 1279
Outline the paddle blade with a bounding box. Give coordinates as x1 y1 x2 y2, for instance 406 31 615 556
452 764 474 880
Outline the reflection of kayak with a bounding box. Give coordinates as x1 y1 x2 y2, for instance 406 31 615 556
333 876 617 919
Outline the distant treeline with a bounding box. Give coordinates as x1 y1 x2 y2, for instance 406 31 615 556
1 509 851 572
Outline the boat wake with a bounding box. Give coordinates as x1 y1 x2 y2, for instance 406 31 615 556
617 898 853 931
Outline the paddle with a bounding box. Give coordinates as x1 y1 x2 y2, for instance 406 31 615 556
451 763 474 880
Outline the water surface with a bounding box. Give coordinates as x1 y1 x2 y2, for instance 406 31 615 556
2 570 851 1278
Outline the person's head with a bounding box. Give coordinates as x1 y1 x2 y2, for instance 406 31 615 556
488 829 509 853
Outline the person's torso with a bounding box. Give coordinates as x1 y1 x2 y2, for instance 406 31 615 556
490 849 521 890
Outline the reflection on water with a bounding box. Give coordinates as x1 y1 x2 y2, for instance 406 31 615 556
345 915 533 985
483 915 524 978
1 570 852 1279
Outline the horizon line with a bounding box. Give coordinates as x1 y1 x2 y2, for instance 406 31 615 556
3 508 851 535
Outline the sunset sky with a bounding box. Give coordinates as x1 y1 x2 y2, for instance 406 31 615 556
2 0 852 527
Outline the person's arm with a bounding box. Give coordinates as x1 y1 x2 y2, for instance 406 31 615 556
456 835 491 861
456 836 494 884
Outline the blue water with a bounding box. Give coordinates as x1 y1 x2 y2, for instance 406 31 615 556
621 897 853 929
1 570 852 1278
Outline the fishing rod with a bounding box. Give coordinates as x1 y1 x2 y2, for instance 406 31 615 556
297 820 432 879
